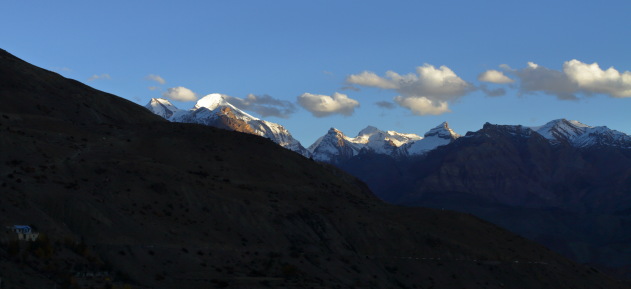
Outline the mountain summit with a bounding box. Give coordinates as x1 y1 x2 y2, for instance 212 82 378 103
533 118 631 148
402 122 461 155
145 98 181 119
146 94 309 156
308 123 459 163
307 128 362 163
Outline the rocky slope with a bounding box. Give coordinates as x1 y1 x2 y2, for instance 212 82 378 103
3 48 630 288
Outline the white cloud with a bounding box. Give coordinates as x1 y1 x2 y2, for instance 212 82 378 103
507 60 631 99
87 73 111 81
146 74 166 85
162 86 198 102
393 96 450 116
478 70 514 84
511 61 579 100
563 60 631 98
148 86 161 91
346 64 472 115
225 94 297 118
346 71 399 89
297 92 360 117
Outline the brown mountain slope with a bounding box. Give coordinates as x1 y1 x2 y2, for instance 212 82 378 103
1 49 630 289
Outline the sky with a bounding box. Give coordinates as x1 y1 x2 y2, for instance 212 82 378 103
3 0 631 146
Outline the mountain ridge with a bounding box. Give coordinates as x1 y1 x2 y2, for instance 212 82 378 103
146 92 631 164
3 47 630 289
336 120 631 279
146 95 310 156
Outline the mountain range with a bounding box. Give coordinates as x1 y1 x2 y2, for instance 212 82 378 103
339 121 631 278
146 98 464 161
146 97 631 162
146 91 631 279
3 47 631 288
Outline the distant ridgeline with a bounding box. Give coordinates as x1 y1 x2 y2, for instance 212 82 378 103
4 225 39 241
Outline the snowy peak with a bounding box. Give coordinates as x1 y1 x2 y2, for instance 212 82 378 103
356 125 381 138
533 119 588 144
327 127 345 137
424 122 460 139
386 131 424 147
191 93 258 121
532 119 631 148
145 98 181 119
146 94 309 157
350 126 421 154
308 128 359 163
195 93 231 111
353 126 421 146
404 122 460 155
309 123 456 161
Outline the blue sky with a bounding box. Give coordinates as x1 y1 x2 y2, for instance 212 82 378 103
3 0 631 146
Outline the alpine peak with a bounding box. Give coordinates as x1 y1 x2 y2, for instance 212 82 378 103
327 127 344 135
146 94 309 157
532 119 631 148
424 121 460 139
194 93 232 111
357 125 381 136
144 98 180 119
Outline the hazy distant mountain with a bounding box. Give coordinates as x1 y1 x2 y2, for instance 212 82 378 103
146 95 310 157
6 48 630 288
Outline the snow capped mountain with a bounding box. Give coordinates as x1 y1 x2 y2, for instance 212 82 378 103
145 98 181 119
308 128 361 163
144 100 631 163
402 122 461 155
351 126 422 155
308 124 452 163
532 119 631 148
146 94 309 157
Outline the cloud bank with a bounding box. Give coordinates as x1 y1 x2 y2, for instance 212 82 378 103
564 60 631 98
162 86 198 102
225 94 297 118
297 92 360 117
506 60 631 99
346 64 473 115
